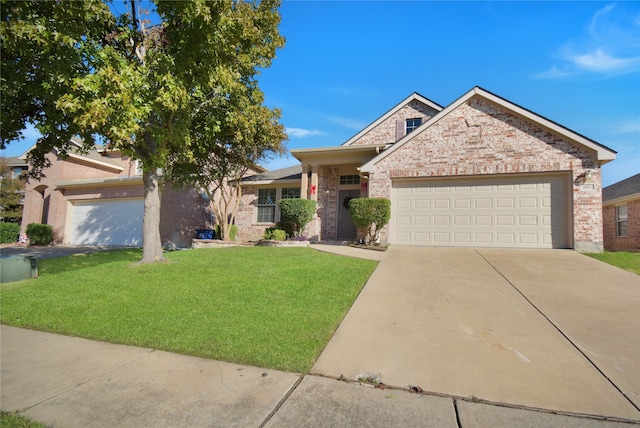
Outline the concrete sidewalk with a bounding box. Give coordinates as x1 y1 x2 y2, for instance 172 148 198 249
2 325 636 427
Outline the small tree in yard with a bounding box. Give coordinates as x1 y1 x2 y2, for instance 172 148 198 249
0 158 25 223
278 198 316 238
348 198 391 245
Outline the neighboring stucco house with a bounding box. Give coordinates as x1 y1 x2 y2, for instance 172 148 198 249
238 86 616 252
20 138 214 248
602 173 640 251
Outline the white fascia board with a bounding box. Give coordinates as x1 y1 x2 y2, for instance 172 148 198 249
66 152 125 171
603 193 640 207
341 93 443 147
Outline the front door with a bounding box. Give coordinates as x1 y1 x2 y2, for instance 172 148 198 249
338 189 359 239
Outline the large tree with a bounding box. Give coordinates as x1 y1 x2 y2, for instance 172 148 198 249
1 0 285 262
169 88 287 241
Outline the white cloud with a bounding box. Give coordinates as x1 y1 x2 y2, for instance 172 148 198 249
286 127 324 138
613 118 640 134
570 49 640 73
326 115 368 130
537 3 640 78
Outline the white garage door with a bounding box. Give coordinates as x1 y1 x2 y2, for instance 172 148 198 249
391 174 570 248
68 198 144 246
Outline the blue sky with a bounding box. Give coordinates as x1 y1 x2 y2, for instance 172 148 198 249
3 1 638 187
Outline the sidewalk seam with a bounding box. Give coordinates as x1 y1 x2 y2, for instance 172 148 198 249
475 249 640 416
259 374 305 428
453 398 462 428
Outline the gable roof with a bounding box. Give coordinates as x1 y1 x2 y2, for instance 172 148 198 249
360 86 617 173
341 92 443 147
241 165 302 185
19 136 125 172
603 173 640 204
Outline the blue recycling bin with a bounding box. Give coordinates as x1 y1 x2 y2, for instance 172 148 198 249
195 229 215 240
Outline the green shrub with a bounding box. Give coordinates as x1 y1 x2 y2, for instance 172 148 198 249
25 223 53 245
278 199 316 237
215 224 238 241
263 227 287 241
275 221 296 238
0 222 20 244
348 198 391 244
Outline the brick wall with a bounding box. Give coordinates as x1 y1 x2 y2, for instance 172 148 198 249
349 100 440 146
21 152 205 247
603 199 640 251
368 96 603 250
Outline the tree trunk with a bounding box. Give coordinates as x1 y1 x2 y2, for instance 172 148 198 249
140 168 165 263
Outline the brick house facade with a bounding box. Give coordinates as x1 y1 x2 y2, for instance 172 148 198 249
238 87 616 252
602 174 640 251
20 139 210 248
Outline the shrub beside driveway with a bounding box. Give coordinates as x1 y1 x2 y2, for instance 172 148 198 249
0 247 378 373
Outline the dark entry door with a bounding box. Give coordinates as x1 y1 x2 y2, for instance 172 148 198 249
338 189 359 239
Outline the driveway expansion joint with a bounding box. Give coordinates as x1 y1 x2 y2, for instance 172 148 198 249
474 249 640 415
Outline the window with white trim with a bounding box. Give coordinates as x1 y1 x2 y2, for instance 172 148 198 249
617 204 628 237
281 187 301 199
406 118 422 134
339 175 360 185
257 188 276 223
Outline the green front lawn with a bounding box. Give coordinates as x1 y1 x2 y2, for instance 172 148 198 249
0 247 377 373
585 251 640 275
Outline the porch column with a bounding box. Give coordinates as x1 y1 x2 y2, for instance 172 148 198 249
300 165 309 199
310 165 319 201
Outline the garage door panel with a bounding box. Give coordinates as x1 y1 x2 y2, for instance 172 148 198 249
391 175 570 249
69 199 143 246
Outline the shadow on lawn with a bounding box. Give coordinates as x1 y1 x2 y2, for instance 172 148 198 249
38 249 142 276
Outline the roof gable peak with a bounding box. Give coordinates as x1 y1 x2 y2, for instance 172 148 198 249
341 92 443 147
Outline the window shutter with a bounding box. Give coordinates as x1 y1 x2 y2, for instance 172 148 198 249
395 119 405 141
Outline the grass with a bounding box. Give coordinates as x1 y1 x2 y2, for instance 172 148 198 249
0 411 46 428
585 251 640 275
0 247 377 373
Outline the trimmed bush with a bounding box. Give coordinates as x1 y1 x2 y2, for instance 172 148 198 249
25 223 53 246
0 222 20 244
278 199 316 237
263 227 287 241
348 198 391 244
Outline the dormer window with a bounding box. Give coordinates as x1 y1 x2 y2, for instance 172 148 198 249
396 117 424 141
406 118 422 134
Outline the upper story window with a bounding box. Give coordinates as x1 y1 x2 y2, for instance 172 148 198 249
340 175 360 185
281 187 301 199
135 160 143 175
12 167 25 179
406 118 422 134
617 205 628 237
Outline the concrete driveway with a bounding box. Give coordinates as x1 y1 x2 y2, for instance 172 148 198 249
312 247 640 420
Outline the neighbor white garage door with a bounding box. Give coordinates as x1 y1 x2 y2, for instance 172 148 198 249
390 174 570 248
67 198 144 246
